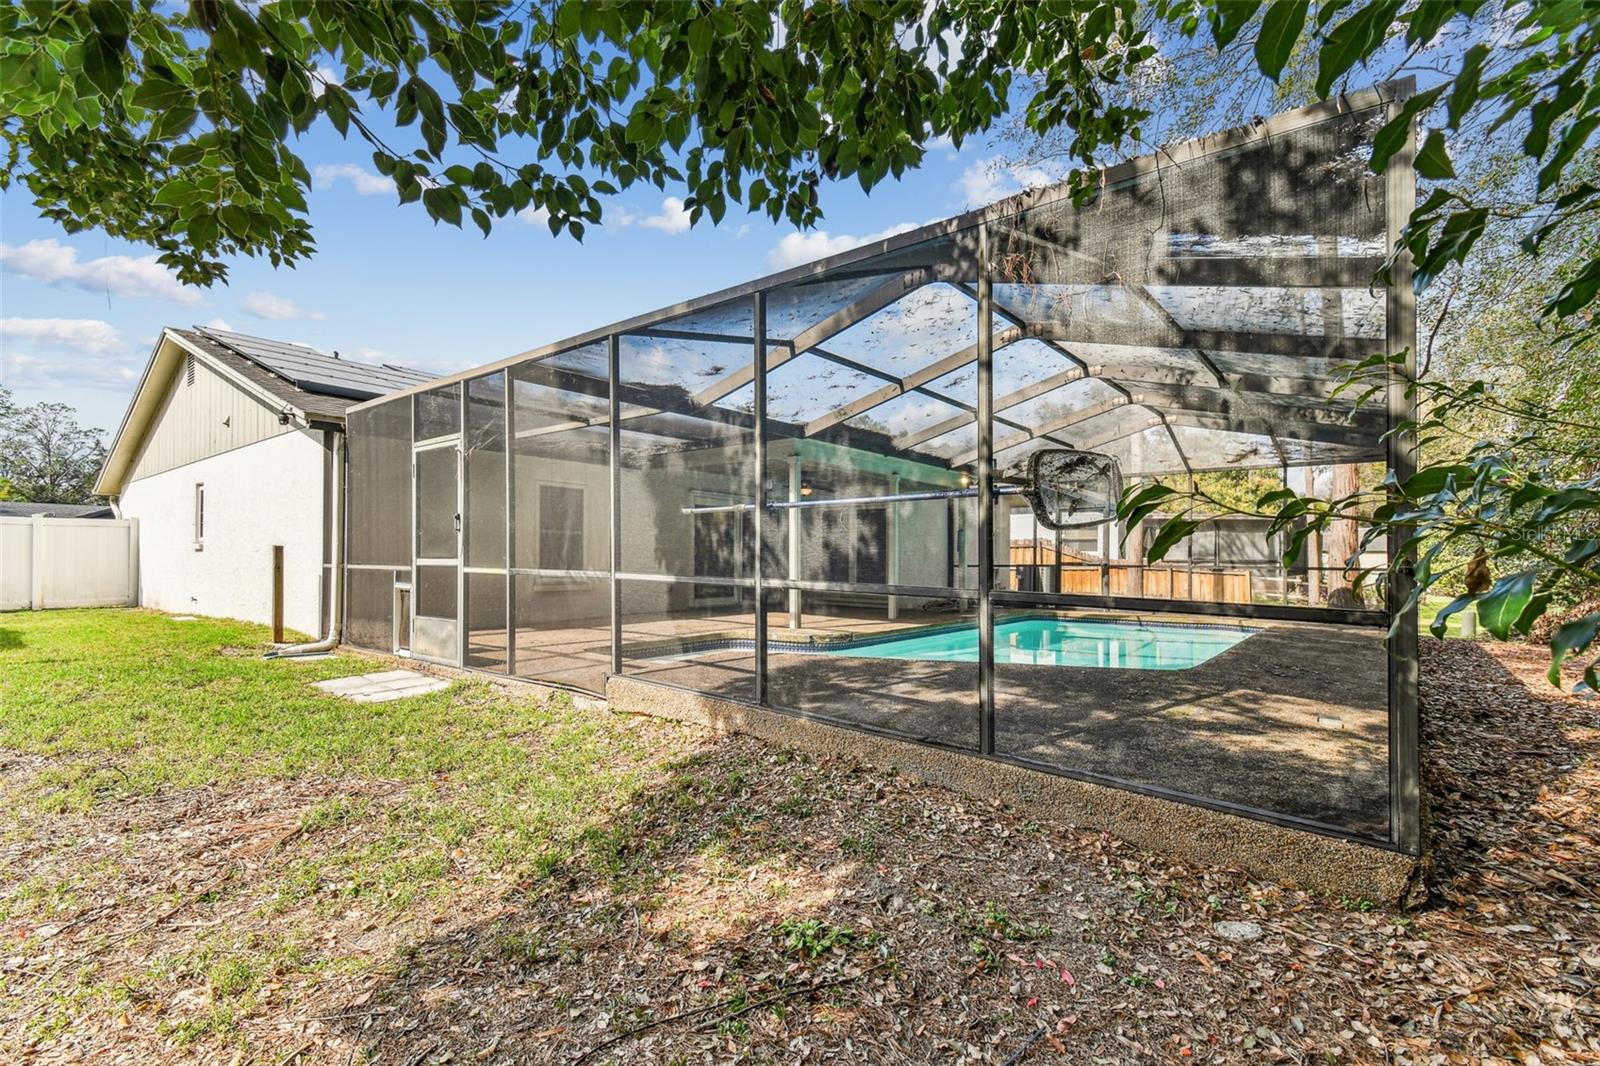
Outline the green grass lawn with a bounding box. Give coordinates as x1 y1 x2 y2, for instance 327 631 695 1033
2 608 1592 1064
0 606 700 914
0 608 715 1052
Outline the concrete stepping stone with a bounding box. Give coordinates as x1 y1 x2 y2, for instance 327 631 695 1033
314 670 449 703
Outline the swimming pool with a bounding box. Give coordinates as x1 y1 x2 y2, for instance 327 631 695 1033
817 617 1256 670
644 616 1257 671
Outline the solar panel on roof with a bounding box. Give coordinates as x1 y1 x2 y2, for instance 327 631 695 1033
198 327 434 401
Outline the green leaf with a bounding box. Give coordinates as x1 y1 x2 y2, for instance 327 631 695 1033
1475 570 1537 640
130 76 189 113
1315 0 1402 97
1254 0 1308 82
1116 483 1179 547
1447 43 1488 129
1145 517 1200 565
1399 464 1472 498
1208 1 1263 50
82 31 125 99
149 105 198 141
1415 129 1455 180
152 180 196 207
1549 613 1600 686
88 0 132 35
1537 114 1600 195
1429 594 1475 638
1549 257 1600 319
687 17 713 56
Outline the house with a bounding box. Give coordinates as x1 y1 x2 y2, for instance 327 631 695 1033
93 327 431 636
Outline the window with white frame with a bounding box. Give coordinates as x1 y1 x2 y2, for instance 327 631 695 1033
193 483 205 548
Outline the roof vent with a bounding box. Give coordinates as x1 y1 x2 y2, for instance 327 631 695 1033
185 353 196 386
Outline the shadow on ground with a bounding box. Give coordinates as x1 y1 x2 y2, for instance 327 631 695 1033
323 640 1600 1065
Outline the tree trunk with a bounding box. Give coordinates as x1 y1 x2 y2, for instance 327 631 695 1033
1326 463 1362 608
1124 518 1144 597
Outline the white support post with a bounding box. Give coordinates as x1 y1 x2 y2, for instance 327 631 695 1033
887 473 900 620
787 453 802 629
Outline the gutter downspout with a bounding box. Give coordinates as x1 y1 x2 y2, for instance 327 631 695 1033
265 432 344 658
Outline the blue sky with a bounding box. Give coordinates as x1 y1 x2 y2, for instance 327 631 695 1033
0 119 1030 437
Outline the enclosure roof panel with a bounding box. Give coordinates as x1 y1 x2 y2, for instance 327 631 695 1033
349 81 1411 477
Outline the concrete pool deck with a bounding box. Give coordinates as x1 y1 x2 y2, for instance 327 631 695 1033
475 607 1391 836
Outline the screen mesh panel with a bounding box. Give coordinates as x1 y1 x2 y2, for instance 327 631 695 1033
345 569 397 652
990 605 1390 836
464 373 508 569
987 103 1388 475
510 347 613 689
346 399 411 568
336 90 1407 847
415 384 461 440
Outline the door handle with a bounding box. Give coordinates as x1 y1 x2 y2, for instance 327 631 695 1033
454 513 462 532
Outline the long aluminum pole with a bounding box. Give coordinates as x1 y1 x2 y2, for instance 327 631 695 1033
788 454 802 628
608 333 622 676
504 368 515 676
1385 89 1420 855
977 223 996 756
678 484 1027 514
753 292 769 705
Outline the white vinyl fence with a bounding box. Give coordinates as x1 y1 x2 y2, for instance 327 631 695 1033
0 515 139 611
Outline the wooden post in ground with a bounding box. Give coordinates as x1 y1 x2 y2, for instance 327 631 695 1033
271 545 284 643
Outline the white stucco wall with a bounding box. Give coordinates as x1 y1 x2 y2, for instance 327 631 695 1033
117 429 329 635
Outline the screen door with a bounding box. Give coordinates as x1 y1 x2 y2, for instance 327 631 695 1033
412 437 461 664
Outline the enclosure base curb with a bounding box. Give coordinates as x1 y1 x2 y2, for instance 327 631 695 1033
606 675 1422 906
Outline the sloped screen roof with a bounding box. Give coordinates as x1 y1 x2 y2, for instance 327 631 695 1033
352 86 1405 481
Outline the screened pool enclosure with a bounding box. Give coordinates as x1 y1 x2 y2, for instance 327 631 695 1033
345 85 1420 854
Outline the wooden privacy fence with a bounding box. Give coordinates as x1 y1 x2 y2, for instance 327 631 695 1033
1004 544 1254 604
0 515 139 611
1057 564 1252 604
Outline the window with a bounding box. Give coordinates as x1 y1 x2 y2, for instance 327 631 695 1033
193 483 205 549
537 484 584 570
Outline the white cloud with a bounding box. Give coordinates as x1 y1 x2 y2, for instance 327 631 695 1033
638 196 692 234
0 317 123 355
0 349 142 391
313 163 391 196
956 157 1066 208
767 221 925 270
520 197 686 235
204 317 233 331
345 346 394 366
344 344 457 376
0 238 202 305
244 292 326 321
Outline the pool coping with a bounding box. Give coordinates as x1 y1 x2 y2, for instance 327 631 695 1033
606 673 1426 906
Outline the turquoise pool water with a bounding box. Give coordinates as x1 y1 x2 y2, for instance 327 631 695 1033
817 617 1255 670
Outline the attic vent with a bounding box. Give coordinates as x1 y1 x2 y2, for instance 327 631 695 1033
185 353 196 386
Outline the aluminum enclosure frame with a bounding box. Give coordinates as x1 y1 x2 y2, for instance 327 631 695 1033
346 81 1421 856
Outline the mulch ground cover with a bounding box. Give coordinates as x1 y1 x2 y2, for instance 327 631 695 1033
2 638 1596 1064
